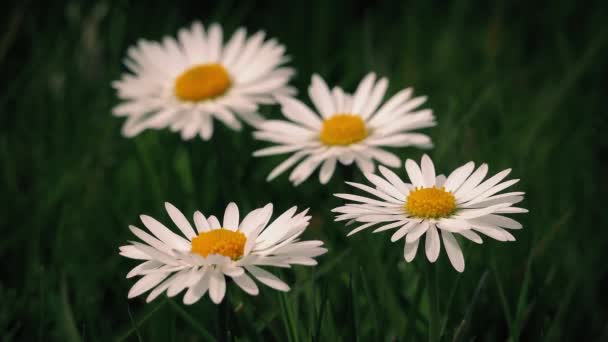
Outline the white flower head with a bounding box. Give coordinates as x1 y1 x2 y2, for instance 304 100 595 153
253 73 435 186
332 154 527 272
120 202 326 304
112 21 295 140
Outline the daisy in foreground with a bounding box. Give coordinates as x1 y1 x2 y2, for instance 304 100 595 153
253 73 435 185
119 202 326 304
112 21 295 140
332 154 527 272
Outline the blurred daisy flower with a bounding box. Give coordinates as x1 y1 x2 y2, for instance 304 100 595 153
332 154 526 272
253 73 435 185
120 202 326 304
112 22 295 140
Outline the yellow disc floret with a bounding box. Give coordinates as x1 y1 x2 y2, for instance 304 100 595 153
320 114 368 146
174 63 231 102
190 228 246 260
405 186 456 219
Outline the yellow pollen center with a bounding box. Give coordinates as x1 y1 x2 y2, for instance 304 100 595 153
320 114 368 146
406 186 456 219
174 63 231 102
190 229 246 260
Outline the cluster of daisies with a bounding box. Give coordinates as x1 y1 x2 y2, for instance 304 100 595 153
116 22 527 305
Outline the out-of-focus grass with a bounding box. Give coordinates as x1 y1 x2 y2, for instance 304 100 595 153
1 0 607 341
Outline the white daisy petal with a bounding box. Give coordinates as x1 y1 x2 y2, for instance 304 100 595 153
140 215 190 250
222 265 245 277
494 207 528 214
223 202 240 230
373 220 410 233
459 230 483 244
166 269 193 297
473 225 514 242
127 260 163 279
128 272 170 299
199 114 214 140
347 222 377 236
221 28 247 67
361 77 388 119
364 172 404 201
309 75 336 118
442 231 465 272
404 239 420 262
130 242 180 265
208 270 227 304
368 87 413 126
444 161 475 192
425 224 440 262
406 221 429 243
436 219 472 232
245 265 290 291
165 202 196 239
458 169 513 203
334 193 401 207
193 211 210 233
238 209 262 235
378 165 411 195
183 270 210 305
405 159 425 186
454 203 511 219
355 155 375 174
206 23 223 62
208 215 221 229
129 225 173 255
289 154 326 186
435 174 447 187
365 147 401 168
454 164 488 198
346 181 403 204
351 72 376 114
319 158 337 184
366 133 432 148
464 192 524 208
232 273 259 295
146 272 182 303
390 221 417 242
119 245 151 260
420 154 436 187
278 96 322 129
231 31 266 74
459 179 520 205
475 214 523 229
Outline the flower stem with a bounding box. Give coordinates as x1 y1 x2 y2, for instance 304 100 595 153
217 299 229 342
427 266 440 342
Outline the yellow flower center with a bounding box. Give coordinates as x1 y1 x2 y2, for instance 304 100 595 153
320 114 368 146
405 186 456 219
174 63 231 102
190 229 246 260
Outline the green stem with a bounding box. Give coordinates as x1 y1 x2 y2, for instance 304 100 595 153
427 266 440 342
218 299 229 342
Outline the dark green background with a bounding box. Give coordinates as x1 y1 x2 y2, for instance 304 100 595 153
2 0 607 341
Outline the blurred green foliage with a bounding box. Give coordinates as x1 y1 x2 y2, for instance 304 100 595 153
1 0 607 341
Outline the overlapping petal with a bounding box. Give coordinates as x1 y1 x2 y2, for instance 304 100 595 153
333 154 526 272
120 202 326 304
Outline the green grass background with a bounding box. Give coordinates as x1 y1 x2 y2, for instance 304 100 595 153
2 0 607 340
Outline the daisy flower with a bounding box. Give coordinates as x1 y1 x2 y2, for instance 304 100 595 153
119 202 326 304
253 73 435 185
112 21 295 140
332 154 527 272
